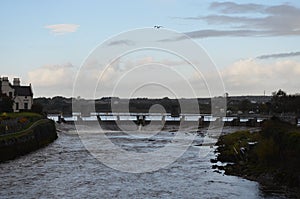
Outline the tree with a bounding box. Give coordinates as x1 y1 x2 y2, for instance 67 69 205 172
271 89 287 113
31 103 44 114
238 99 252 113
272 89 287 98
0 94 13 112
270 89 300 114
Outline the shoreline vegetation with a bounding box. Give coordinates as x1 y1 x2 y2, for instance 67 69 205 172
0 112 57 162
213 117 300 197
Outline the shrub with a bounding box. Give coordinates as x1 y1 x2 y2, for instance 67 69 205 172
18 117 28 124
255 137 279 166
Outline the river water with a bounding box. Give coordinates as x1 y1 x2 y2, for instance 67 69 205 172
0 125 285 199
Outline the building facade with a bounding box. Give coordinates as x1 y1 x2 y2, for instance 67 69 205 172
0 77 33 112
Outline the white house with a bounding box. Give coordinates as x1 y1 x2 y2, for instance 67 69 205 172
0 77 33 112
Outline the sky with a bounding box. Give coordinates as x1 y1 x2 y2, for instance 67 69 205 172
1 0 300 98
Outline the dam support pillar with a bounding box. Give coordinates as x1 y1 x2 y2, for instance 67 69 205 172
162 115 166 126
198 116 204 128
180 115 185 123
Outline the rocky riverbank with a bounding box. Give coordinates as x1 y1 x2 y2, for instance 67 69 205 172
213 117 300 198
0 119 57 162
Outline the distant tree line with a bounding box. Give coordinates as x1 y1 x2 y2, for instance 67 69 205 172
270 89 300 114
34 97 204 115
254 89 300 115
227 90 300 115
29 90 300 116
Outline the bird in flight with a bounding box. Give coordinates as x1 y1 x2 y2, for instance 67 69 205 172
154 25 163 29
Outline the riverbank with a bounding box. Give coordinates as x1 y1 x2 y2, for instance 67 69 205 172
213 117 300 197
0 116 57 162
1 123 270 198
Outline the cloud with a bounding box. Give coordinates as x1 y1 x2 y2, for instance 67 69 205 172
27 63 76 96
26 59 300 98
72 56 196 98
209 2 265 14
256 51 300 59
107 40 135 46
176 2 300 39
195 15 258 25
159 29 269 42
220 59 300 95
44 24 80 35
28 63 75 87
185 29 268 38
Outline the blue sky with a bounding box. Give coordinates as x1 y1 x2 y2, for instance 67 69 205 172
1 0 300 97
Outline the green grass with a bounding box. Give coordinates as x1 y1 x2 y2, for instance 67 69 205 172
0 119 50 141
1 112 42 119
0 112 44 139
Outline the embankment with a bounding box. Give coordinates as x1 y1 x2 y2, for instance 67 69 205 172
0 119 57 162
213 117 300 197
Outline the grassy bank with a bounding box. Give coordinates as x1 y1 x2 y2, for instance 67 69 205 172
0 113 57 162
0 112 43 134
214 117 300 196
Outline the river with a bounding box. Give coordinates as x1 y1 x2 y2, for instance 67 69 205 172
0 125 285 199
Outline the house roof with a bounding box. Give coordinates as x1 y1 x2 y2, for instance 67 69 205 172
13 86 33 97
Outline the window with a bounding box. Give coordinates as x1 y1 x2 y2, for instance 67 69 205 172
24 103 28 110
16 103 19 110
9 92 13 98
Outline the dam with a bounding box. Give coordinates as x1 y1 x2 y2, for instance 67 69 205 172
48 112 274 128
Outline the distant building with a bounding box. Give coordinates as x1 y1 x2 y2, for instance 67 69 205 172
0 77 33 112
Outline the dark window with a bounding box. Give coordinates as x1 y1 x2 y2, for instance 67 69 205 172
9 92 13 98
24 103 28 110
16 103 19 110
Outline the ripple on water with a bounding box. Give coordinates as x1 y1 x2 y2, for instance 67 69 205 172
0 129 284 199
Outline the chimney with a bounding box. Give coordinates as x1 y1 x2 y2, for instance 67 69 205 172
1 77 9 86
13 78 20 86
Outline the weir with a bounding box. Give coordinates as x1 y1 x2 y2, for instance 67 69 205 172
49 113 276 128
